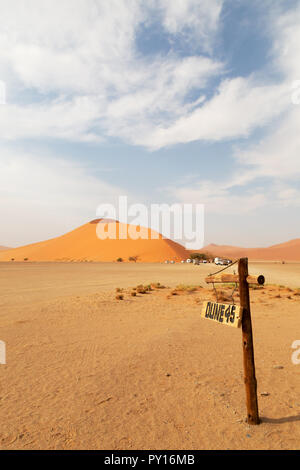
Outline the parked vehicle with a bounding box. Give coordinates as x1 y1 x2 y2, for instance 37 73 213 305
214 257 232 266
223 259 232 265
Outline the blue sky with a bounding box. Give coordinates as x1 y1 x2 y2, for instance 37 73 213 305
0 0 300 248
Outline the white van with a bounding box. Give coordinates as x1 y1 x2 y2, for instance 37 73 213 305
214 257 232 266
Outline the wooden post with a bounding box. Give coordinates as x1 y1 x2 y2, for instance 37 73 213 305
238 258 260 425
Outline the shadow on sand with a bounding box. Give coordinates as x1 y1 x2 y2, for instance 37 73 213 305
261 414 300 424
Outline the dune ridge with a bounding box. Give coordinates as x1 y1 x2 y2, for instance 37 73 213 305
201 239 300 261
0 219 189 263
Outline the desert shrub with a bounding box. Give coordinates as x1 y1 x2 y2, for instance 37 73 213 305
190 252 211 261
136 285 147 294
150 282 166 289
151 282 160 288
116 294 124 300
131 291 137 297
128 256 138 262
175 284 202 292
24 258 28 261
116 257 123 262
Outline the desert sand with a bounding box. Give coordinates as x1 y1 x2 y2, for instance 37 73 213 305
0 261 300 450
202 239 300 262
0 220 188 263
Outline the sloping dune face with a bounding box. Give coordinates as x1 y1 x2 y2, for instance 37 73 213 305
203 239 300 262
0 246 10 250
0 220 189 262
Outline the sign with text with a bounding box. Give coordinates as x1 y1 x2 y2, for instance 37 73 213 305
201 301 243 328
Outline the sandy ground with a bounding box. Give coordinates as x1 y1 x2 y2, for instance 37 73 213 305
0 262 300 450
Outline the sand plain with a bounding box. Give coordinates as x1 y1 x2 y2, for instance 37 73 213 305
0 261 300 450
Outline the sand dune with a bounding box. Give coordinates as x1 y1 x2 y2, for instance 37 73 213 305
202 239 300 262
0 246 10 250
0 219 189 263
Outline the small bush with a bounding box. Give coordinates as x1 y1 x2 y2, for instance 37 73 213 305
190 252 212 261
116 294 124 300
175 284 202 292
116 257 123 262
136 285 147 294
150 282 166 289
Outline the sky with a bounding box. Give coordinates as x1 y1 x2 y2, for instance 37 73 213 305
0 0 300 248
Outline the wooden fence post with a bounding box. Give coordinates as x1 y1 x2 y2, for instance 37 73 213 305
238 257 260 425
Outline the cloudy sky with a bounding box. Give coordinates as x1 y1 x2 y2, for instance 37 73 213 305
0 0 300 247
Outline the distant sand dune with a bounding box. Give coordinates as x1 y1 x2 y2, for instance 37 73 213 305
200 239 300 262
0 219 189 262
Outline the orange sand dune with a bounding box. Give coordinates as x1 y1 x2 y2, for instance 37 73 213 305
0 219 189 263
0 246 10 250
202 238 300 262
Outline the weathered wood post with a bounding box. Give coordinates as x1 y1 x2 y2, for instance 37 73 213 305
238 257 260 425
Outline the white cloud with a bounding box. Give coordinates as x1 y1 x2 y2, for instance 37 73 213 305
236 107 300 181
0 0 298 153
0 96 103 141
272 3 300 79
158 0 223 52
165 179 267 215
233 4 300 183
0 0 225 145
0 145 131 246
134 78 290 149
164 3 300 215
0 0 143 94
